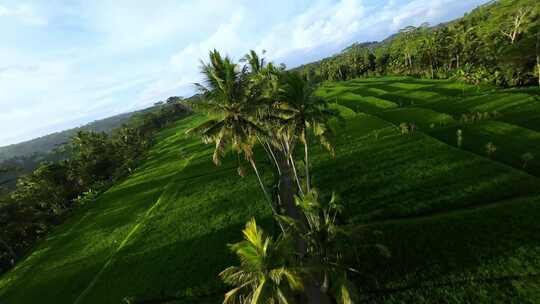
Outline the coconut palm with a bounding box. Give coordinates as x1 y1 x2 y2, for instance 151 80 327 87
220 218 303 304
276 190 359 304
235 54 311 227
187 50 278 217
278 72 337 193
242 50 266 74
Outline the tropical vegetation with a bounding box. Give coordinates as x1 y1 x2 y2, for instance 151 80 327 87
296 0 540 88
2 0 540 303
188 49 354 303
0 99 190 274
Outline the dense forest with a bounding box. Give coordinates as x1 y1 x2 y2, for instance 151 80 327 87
0 107 168 192
0 110 144 162
296 0 539 87
0 98 190 273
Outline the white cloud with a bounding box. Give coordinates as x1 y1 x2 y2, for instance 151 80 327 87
257 0 365 59
0 3 47 26
0 0 488 146
170 9 247 80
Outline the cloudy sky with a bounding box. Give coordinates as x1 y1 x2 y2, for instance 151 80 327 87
0 0 488 146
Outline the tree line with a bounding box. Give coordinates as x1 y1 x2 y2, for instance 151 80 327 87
0 98 190 274
297 0 540 87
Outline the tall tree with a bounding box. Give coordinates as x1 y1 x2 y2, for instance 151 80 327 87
501 7 531 44
187 50 280 218
278 72 336 194
191 50 340 303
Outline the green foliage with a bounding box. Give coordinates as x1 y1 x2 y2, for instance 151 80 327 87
0 100 190 274
521 152 535 168
220 218 302 304
296 0 540 87
0 111 139 163
2 76 540 303
293 190 361 304
190 50 342 302
485 141 497 158
187 50 261 166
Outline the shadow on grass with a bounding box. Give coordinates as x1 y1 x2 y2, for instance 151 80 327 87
311 133 540 223
431 121 540 177
354 195 540 303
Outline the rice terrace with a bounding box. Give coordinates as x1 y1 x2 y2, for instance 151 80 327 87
0 0 539 303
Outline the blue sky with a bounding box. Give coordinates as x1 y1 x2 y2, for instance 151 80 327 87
0 0 488 146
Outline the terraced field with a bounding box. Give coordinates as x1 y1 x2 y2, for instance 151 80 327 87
0 115 274 304
2 78 540 303
319 77 540 177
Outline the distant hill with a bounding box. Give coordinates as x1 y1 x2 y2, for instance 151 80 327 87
0 108 152 193
0 110 145 163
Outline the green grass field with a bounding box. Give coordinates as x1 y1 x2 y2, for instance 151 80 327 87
2 77 540 303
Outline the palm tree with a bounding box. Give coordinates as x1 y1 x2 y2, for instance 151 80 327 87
220 218 303 304
242 50 265 74
192 50 354 303
399 25 420 72
187 50 279 218
278 72 337 193
276 190 359 304
420 30 437 79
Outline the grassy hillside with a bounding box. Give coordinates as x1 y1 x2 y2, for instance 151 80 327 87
0 103 183 192
320 77 540 177
2 78 540 303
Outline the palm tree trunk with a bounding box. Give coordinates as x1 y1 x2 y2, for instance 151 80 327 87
536 31 540 87
304 140 311 193
430 57 434 79
282 136 303 195
537 58 540 87
304 281 332 304
256 135 281 175
274 154 330 304
275 153 306 249
248 158 284 232
289 154 304 196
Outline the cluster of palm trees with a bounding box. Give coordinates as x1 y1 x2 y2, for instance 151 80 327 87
300 2 540 87
188 50 357 303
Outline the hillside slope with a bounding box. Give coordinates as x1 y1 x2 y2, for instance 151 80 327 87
0 103 184 192
2 78 540 303
0 111 143 163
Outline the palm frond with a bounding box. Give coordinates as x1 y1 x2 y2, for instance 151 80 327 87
213 130 228 166
250 277 267 304
242 218 266 251
185 119 220 135
270 268 304 291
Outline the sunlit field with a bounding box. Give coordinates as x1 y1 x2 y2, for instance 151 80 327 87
2 78 540 303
